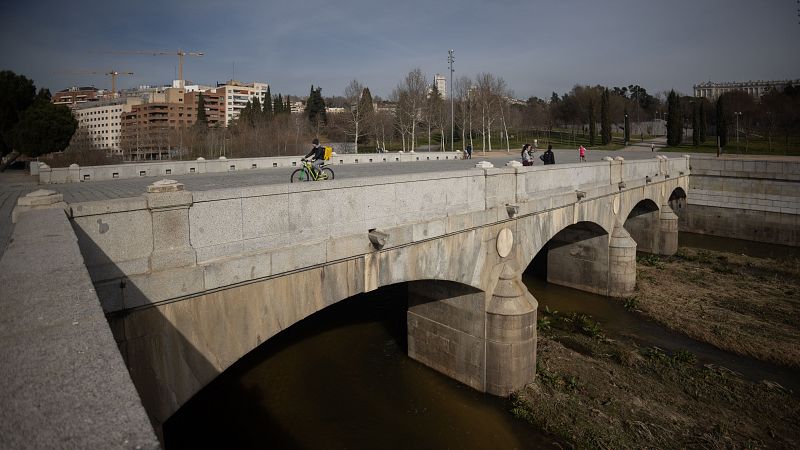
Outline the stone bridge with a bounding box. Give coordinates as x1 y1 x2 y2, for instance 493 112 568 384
41 155 688 436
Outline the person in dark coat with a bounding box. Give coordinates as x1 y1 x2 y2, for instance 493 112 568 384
540 144 555 165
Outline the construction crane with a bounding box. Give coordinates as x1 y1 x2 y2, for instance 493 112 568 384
55 70 134 97
93 49 204 83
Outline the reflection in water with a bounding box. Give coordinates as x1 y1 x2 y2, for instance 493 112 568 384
164 284 557 449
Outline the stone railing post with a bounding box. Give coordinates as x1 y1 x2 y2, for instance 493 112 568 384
145 179 196 271
608 221 637 298
67 163 80 183
11 189 68 223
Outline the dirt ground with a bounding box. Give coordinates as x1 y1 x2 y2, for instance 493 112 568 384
512 248 800 448
633 248 800 369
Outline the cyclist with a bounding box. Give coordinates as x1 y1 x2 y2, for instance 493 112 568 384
303 138 326 177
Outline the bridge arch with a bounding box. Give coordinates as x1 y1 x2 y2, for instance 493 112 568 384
624 198 662 254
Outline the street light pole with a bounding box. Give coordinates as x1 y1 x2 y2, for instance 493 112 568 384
734 111 742 153
448 50 455 152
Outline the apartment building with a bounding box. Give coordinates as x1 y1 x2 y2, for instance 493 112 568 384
53 86 101 107
213 80 269 126
72 97 143 155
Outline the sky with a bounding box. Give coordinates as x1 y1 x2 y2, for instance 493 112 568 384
1 0 798 100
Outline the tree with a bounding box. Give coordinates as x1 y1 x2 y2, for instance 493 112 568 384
588 100 596 146
263 86 273 121
343 79 368 153
195 92 208 128
716 95 728 148
304 85 327 132
666 90 683 147
392 69 427 151
0 70 37 155
600 88 611 145
9 99 76 157
692 102 700 146
698 101 707 143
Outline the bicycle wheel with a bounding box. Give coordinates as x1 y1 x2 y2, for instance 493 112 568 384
290 168 309 183
321 167 335 180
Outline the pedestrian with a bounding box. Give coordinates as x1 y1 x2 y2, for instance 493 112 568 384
540 145 555 165
521 143 533 166
651 143 655 152
579 145 586 162
466 143 473 159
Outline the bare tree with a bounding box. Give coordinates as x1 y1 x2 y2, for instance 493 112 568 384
343 79 367 153
393 68 427 151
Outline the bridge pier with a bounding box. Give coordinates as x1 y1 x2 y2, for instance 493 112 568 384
608 223 638 298
658 205 679 256
407 264 537 396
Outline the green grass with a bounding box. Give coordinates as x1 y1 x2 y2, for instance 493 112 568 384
660 136 800 156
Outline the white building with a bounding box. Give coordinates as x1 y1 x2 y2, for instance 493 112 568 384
73 97 142 155
693 79 800 100
212 80 269 126
434 74 447 99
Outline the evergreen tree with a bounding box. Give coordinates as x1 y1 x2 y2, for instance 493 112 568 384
588 101 596 146
276 94 285 114
623 107 630 144
305 85 327 128
262 86 273 121
666 90 683 147
698 101 707 143
600 88 611 145
692 102 700 146
9 99 76 157
251 97 262 117
716 95 728 147
285 95 291 114
0 70 37 155
239 100 254 127
195 92 208 129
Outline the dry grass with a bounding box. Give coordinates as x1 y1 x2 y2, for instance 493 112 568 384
632 248 800 368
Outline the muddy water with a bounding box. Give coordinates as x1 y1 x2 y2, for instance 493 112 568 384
164 284 558 449
680 232 800 260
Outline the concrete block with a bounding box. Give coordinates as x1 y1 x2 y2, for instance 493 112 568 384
194 241 245 263
189 198 243 248
242 194 291 239
326 232 372 261
202 252 271 290
72 210 154 269
270 240 327 274
124 265 205 309
412 218 447 241
71 198 147 217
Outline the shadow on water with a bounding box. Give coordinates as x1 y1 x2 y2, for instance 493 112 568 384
164 283 559 450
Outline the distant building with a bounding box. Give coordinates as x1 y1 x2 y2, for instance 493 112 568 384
213 80 269 126
53 86 101 107
693 79 800 100
72 97 142 155
434 74 447 99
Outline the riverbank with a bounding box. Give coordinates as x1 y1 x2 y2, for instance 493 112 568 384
512 246 800 448
633 247 800 369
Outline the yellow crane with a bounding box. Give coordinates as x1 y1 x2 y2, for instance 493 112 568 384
94 49 204 83
55 70 134 97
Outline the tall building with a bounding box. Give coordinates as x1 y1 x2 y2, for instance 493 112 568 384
693 79 800 100
212 80 269 126
72 97 142 155
434 74 447 99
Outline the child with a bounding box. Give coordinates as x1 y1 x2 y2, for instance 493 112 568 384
521 144 533 166
579 145 586 162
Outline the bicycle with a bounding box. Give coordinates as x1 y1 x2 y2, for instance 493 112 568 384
290 159 335 183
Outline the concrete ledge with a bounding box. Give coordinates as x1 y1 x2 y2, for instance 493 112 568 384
0 209 158 449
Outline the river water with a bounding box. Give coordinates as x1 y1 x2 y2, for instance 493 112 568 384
164 233 798 448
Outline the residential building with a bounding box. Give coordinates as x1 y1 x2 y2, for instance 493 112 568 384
693 79 800 100
120 87 195 160
53 86 101 107
213 80 269 126
72 97 142 155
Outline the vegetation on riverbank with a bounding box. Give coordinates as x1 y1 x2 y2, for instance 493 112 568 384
512 247 800 448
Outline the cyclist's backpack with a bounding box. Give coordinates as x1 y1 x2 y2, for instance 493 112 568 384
323 146 333 161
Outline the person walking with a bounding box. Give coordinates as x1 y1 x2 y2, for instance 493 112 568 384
579 145 586 162
466 143 473 159
651 143 655 152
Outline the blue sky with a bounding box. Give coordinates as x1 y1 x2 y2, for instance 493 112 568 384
1 0 798 100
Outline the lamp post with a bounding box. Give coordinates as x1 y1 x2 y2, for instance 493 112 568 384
448 49 455 152
734 111 742 153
